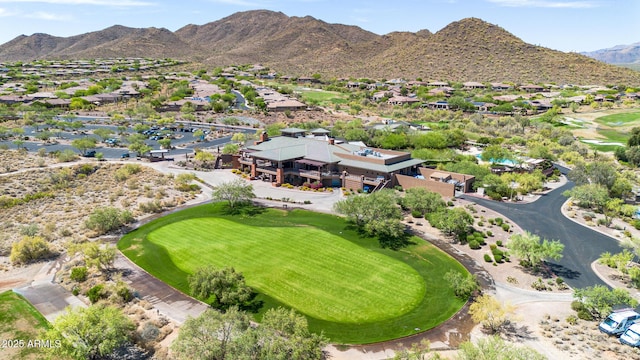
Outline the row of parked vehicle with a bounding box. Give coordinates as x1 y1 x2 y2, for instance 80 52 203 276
599 308 640 346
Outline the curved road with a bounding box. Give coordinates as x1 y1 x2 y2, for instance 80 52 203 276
461 178 623 289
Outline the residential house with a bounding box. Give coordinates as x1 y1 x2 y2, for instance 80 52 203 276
520 84 545 93
491 83 512 91
387 96 421 106
428 81 449 87
463 82 486 90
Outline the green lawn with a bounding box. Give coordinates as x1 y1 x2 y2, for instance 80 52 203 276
298 89 349 105
594 129 630 144
118 203 467 344
0 291 51 359
595 110 640 127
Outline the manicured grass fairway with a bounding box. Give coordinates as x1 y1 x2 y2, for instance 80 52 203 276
0 291 51 359
118 203 467 344
595 110 640 127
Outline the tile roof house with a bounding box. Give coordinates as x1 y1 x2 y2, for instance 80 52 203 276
237 132 425 191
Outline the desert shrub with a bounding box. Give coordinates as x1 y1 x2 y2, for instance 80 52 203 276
633 219 640 230
566 314 578 325
10 236 53 265
70 266 88 282
484 254 492 262
469 239 481 249
488 218 495 225
501 223 510 232
411 210 423 218
531 278 548 291
57 149 77 162
76 164 97 176
494 218 504 226
571 301 594 321
495 239 501 246
20 224 39 237
490 244 497 251
87 284 105 304
443 270 479 299
494 254 503 263
139 200 164 213
139 322 160 342
111 280 133 303
629 267 640 288
114 164 142 181
85 207 134 235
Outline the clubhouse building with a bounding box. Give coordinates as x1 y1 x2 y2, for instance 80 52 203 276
237 129 425 192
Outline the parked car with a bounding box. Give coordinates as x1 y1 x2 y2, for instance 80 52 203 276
120 153 130 158
599 309 640 336
621 323 640 346
83 150 96 158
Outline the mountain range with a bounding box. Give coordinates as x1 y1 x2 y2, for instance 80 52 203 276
1 10 639 85
581 43 640 64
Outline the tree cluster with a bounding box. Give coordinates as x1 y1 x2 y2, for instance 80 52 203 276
172 307 328 360
507 231 564 269
333 189 407 249
188 266 256 312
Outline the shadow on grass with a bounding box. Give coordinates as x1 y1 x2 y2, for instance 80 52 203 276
221 202 266 216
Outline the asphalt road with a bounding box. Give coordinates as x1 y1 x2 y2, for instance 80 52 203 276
460 179 623 289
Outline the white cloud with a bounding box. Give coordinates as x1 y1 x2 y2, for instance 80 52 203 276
26 11 71 20
0 0 154 6
487 0 598 8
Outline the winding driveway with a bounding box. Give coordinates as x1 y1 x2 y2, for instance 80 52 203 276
460 178 623 290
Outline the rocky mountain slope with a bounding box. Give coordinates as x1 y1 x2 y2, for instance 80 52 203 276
1 10 639 85
582 42 640 64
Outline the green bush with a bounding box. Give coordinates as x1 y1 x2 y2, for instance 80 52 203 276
114 164 142 182
484 254 492 262
571 301 594 321
494 218 504 225
70 266 88 282
501 223 510 232
494 254 503 263
469 240 481 249
490 244 497 251
10 236 53 265
495 239 501 246
411 210 423 218
87 284 105 304
85 207 134 235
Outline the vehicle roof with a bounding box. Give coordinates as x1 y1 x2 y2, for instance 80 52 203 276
609 310 640 321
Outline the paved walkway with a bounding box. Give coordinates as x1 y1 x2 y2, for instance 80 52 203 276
13 256 86 323
115 254 209 324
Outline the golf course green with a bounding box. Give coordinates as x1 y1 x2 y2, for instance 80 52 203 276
118 203 468 344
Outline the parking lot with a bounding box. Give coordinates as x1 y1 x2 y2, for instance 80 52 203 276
0 118 257 159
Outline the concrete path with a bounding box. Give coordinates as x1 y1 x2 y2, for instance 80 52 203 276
13 256 86 323
115 254 209 324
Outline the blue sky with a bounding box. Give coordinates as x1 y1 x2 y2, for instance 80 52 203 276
0 0 637 52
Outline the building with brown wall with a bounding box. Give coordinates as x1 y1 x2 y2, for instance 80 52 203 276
237 131 425 191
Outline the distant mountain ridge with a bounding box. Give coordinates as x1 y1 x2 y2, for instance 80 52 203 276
1 10 639 85
582 42 640 64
